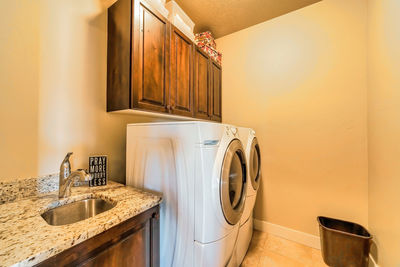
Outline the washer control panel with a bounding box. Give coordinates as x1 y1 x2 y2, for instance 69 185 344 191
225 126 238 137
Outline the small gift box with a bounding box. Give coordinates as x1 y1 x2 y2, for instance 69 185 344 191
198 44 222 65
195 31 217 49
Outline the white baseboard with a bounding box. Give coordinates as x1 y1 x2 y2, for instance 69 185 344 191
253 219 321 249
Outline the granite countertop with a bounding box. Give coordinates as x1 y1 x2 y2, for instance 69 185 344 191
0 181 162 267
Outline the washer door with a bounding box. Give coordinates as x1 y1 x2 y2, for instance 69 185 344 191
220 139 247 225
249 137 261 191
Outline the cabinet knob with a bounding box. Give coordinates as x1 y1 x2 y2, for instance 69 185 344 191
166 105 171 111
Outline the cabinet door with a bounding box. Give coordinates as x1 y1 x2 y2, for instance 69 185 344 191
193 47 210 120
36 206 160 267
132 0 170 113
169 27 194 117
107 0 131 111
210 61 222 122
82 221 151 267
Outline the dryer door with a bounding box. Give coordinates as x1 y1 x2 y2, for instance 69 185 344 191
249 137 261 191
220 139 247 225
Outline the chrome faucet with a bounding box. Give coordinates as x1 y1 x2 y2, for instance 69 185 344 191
59 152 92 198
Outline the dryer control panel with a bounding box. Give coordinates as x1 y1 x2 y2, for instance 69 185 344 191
225 126 238 138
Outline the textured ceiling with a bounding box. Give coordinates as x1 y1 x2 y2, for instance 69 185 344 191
168 0 322 38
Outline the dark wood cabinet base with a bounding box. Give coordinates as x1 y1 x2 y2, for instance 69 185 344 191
36 205 160 267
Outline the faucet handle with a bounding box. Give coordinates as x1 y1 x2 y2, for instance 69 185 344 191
77 168 93 182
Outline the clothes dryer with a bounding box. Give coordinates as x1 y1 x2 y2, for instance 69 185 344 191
126 122 248 267
235 127 262 265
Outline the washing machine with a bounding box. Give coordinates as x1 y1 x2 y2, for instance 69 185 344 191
235 127 262 265
126 122 248 267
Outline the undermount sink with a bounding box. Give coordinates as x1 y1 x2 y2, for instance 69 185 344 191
41 198 116 226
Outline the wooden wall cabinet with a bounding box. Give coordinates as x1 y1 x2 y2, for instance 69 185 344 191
210 61 222 122
132 0 170 113
193 46 211 120
36 206 160 267
169 26 194 117
107 0 221 122
193 47 222 122
107 0 170 113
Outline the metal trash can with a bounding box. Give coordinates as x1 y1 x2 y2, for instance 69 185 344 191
317 216 372 267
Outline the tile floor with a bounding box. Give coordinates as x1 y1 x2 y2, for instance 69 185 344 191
241 230 328 267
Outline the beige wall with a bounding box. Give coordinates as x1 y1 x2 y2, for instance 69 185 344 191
367 0 400 266
0 0 40 179
37 0 162 183
217 0 369 235
0 0 161 182
3 1 400 264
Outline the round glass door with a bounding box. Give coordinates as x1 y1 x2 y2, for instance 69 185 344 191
220 139 247 225
250 137 261 191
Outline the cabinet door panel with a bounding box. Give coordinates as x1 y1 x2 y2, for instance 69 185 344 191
194 47 210 120
82 221 150 267
170 27 193 117
133 0 169 112
35 206 160 267
211 62 222 121
107 0 131 111
142 8 165 105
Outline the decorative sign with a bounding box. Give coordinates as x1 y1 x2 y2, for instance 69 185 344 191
89 156 107 187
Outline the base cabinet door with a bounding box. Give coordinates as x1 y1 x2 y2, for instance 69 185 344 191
169 26 194 117
210 61 222 122
194 47 211 120
82 221 150 267
36 206 160 267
